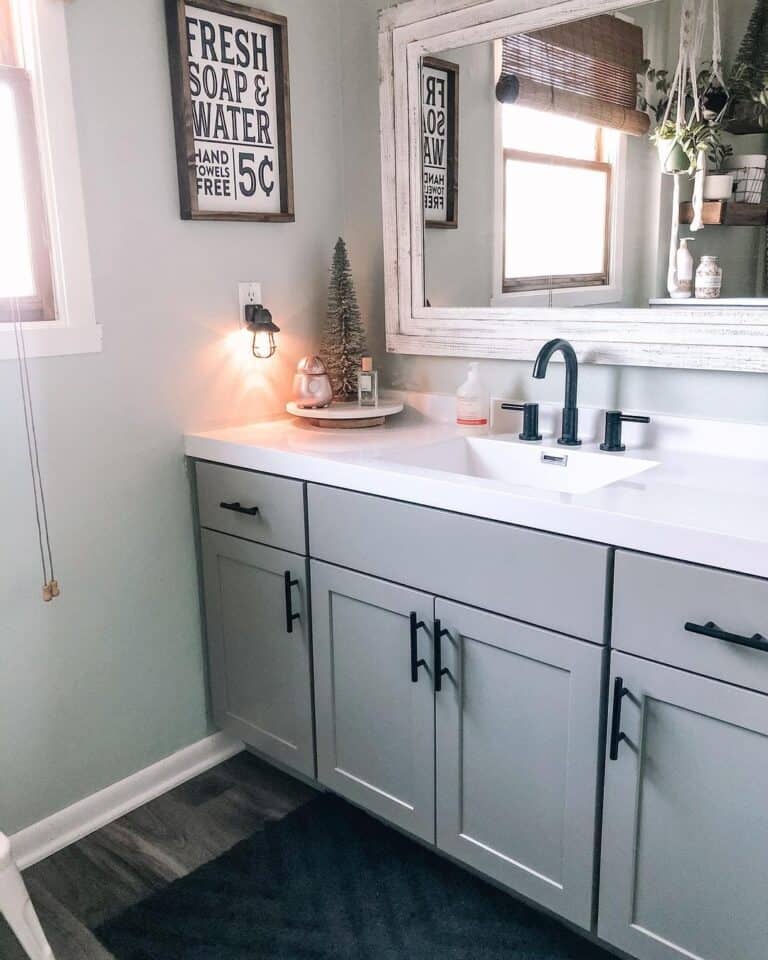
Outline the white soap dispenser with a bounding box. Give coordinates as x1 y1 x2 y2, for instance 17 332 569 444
456 362 488 432
671 237 695 299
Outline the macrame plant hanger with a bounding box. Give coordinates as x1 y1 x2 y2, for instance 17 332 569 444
704 0 730 123
13 298 60 603
690 0 729 230
665 0 712 294
688 0 711 233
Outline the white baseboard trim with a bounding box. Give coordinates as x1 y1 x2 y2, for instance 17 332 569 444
10 732 244 870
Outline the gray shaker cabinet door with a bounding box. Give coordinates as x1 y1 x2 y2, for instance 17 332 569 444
201 530 314 778
434 599 604 931
311 561 435 843
599 653 768 960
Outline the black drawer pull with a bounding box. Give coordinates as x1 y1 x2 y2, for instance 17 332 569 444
220 501 260 517
284 572 300 634
433 619 451 693
410 613 428 683
609 676 629 761
685 621 768 653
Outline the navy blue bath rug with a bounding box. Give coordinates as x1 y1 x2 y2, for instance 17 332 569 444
95 793 612 959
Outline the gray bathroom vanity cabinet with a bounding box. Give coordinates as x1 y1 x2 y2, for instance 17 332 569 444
191 460 768 960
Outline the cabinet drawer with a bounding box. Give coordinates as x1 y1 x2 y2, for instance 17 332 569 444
308 485 609 642
613 551 768 693
196 461 306 554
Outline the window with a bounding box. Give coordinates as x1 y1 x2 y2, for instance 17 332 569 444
0 0 98 359
501 105 615 294
0 0 53 322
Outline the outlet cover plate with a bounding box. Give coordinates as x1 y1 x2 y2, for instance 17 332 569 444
238 282 263 326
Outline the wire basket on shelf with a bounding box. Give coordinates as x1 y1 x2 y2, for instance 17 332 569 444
724 155 767 204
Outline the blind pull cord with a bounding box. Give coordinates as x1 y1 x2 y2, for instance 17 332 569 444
13 298 59 603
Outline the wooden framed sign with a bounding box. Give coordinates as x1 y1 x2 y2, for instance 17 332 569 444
165 0 294 221
422 56 458 229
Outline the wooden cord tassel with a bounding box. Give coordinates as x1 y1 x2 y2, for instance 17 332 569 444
42 580 61 603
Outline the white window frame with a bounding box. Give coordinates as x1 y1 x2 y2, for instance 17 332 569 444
0 0 100 360
379 0 768 373
490 38 627 308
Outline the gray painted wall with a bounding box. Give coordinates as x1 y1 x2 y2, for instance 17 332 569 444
0 0 343 836
341 0 768 422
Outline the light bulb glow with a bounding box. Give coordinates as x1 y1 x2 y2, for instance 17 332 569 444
252 328 277 359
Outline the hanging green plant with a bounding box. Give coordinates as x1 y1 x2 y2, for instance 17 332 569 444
641 63 732 174
650 118 731 175
651 122 692 173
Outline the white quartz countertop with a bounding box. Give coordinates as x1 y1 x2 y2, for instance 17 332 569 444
185 395 768 580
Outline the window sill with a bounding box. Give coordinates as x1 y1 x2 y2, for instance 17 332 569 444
0 323 102 360
490 285 623 309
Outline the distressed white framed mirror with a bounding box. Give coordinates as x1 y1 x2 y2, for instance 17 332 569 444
379 0 768 371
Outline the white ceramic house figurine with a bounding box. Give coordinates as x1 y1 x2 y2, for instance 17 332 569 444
0 833 54 960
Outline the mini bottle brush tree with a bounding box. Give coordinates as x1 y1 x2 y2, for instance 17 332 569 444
729 0 768 127
320 237 367 401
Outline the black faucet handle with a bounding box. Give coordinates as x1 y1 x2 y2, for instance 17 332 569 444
501 402 542 442
601 410 651 452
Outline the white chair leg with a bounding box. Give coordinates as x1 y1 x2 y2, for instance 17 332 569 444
0 834 54 960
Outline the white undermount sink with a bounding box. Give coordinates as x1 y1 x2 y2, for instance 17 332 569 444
380 436 659 495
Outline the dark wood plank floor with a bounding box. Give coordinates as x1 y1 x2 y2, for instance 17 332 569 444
0 751 318 960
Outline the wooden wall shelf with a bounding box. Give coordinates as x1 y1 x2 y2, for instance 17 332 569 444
679 200 768 226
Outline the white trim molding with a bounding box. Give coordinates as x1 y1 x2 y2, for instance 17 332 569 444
378 0 768 372
9 733 243 870
1 0 100 361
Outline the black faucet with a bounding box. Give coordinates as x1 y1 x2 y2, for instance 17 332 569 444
532 339 581 446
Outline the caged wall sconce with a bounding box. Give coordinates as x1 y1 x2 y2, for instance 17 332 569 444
245 303 280 359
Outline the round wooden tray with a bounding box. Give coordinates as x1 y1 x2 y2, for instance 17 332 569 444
286 400 404 428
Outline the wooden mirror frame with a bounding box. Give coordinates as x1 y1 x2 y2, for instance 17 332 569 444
379 0 768 372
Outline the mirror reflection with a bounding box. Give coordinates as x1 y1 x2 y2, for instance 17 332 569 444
421 0 768 310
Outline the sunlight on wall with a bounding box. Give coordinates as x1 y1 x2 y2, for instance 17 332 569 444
0 84 35 298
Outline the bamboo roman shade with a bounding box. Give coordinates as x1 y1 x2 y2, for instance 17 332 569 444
497 15 650 136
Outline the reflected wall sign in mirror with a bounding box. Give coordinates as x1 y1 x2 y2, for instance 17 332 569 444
422 57 459 229
380 0 768 371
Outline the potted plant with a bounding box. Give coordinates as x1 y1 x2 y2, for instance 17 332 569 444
727 63 768 130
650 121 695 174
640 62 732 174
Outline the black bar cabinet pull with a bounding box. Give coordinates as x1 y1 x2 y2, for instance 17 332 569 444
220 501 260 517
410 613 428 683
685 621 768 654
609 676 629 761
284 572 300 633
433 619 451 693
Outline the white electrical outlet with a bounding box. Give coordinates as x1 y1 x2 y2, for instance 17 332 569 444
238 282 263 326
